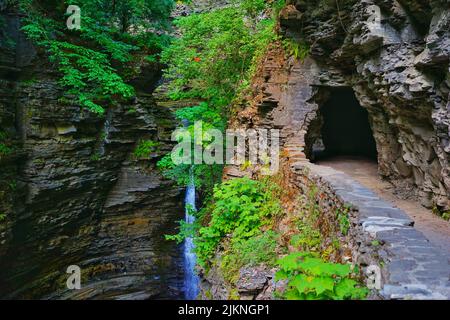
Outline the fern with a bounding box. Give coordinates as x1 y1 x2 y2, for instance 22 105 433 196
18 0 173 114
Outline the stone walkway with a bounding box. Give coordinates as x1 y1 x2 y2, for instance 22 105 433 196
319 156 450 256
283 140 450 300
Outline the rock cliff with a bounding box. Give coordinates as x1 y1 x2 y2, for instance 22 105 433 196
294 0 449 211
238 0 449 212
0 3 184 299
202 0 450 300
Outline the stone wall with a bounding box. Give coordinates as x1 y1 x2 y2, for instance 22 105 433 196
0 4 184 299
287 158 449 299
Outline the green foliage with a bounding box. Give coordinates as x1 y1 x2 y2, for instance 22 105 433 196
165 219 198 244
237 0 269 17
19 0 174 113
283 38 310 61
162 4 275 105
159 1 281 191
70 0 175 32
0 143 12 158
336 209 350 235
90 153 101 161
134 140 160 158
290 188 323 253
166 177 283 269
49 41 135 113
276 252 368 300
8 180 17 191
432 205 450 221
157 154 224 190
0 131 7 141
442 212 450 221
232 231 280 266
371 240 381 247
0 213 6 222
194 177 282 267
161 0 279 107
157 102 225 190
221 231 281 283
175 103 225 130
290 223 322 252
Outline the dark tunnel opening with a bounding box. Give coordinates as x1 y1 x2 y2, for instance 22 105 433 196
312 87 378 161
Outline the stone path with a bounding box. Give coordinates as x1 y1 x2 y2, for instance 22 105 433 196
318 156 450 256
283 140 450 300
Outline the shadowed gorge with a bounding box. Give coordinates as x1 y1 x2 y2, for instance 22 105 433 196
313 87 378 161
321 88 378 160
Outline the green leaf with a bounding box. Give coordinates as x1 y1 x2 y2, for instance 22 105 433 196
311 277 335 295
335 279 358 300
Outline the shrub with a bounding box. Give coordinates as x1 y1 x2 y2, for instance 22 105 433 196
19 0 174 113
221 231 281 284
0 143 12 158
194 177 282 266
276 252 368 300
336 208 350 235
290 222 322 252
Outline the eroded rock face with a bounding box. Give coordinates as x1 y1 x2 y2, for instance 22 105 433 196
203 0 449 300
275 0 449 211
0 5 184 299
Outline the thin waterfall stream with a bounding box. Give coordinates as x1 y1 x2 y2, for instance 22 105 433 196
184 170 200 299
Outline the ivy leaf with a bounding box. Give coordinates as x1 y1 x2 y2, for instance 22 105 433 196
290 274 310 293
275 270 288 281
335 278 358 300
284 288 303 300
311 277 335 295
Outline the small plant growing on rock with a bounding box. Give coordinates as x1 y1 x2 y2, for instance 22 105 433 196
134 140 160 158
195 177 282 266
0 143 12 159
336 208 350 235
282 38 310 61
221 231 282 284
90 153 101 162
275 252 368 300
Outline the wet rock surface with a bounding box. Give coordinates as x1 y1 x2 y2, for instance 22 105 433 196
0 5 184 299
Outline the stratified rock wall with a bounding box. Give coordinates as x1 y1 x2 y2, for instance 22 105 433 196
211 0 449 300
0 3 184 299
268 0 449 211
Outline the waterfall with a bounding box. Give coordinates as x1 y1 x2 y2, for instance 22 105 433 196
184 170 200 300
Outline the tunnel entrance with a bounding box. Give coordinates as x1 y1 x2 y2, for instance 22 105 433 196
309 87 378 162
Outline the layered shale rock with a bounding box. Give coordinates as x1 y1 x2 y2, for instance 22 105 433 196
204 0 449 300
254 0 450 212
0 3 184 299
